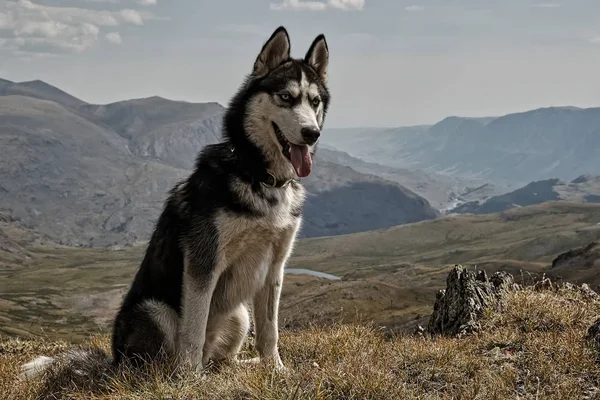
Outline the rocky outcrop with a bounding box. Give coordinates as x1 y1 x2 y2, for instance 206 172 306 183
551 242 600 270
427 265 518 336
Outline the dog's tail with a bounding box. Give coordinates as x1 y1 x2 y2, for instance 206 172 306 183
19 348 112 382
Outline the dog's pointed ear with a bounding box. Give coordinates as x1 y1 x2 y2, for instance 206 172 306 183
305 34 329 83
253 26 291 77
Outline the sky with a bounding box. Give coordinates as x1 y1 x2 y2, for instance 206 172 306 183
0 0 599 128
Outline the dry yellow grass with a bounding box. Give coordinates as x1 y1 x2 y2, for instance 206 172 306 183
2 284 599 400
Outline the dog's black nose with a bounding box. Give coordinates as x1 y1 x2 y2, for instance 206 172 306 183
301 128 321 145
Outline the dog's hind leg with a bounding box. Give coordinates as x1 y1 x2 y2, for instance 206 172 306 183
203 304 250 365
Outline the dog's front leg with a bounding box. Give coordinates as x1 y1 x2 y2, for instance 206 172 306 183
179 257 220 372
253 265 285 371
252 226 297 371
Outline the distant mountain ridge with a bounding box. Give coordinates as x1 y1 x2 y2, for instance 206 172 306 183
449 175 600 215
323 106 600 185
0 78 438 246
0 79 86 108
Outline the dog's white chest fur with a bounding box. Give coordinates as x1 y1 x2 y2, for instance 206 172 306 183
213 184 304 308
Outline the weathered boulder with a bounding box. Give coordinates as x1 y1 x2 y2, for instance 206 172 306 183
427 265 518 336
561 282 600 302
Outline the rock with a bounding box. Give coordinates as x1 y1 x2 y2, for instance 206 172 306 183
586 318 600 353
560 282 600 301
580 284 600 301
427 265 517 336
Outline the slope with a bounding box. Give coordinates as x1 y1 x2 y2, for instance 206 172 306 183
79 97 225 169
0 95 188 246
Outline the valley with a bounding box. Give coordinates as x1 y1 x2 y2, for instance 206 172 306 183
2 202 600 342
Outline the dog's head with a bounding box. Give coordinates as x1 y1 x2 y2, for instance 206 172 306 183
242 26 330 179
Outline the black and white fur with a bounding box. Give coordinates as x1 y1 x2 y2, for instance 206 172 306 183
21 26 330 380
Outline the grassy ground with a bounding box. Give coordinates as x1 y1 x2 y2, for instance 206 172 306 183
0 244 144 340
2 284 599 399
292 202 600 276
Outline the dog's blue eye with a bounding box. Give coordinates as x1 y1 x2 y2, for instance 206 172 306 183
312 98 321 107
279 93 290 101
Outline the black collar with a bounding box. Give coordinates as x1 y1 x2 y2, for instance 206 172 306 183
230 146 299 189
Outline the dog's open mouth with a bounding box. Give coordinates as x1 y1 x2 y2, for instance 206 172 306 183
272 122 312 178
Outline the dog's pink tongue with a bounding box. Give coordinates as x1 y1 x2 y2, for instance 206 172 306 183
290 144 312 178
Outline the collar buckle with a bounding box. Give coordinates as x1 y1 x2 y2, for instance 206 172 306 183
260 171 298 188
261 171 278 188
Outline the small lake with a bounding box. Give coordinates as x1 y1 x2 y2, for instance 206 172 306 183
285 268 341 280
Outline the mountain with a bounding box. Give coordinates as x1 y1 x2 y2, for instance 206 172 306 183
79 97 224 169
0 94 187 246
0 79 438 246
0 79 86 109
301 159 439 237
317 146 503 210
323 107 600 185
449 175 600 215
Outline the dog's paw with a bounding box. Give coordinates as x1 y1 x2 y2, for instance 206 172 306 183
178 352 208 376
236 355 289 373
274 359 290 374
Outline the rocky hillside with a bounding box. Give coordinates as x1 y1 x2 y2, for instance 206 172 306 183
0 79 438 246
324 107 600 185
449 175 600 215
301 159 439 237
79 97 224 170
549 241 600 288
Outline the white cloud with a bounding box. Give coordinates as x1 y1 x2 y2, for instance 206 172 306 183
271 0 326 11
327 0 364 10
589 37 600 44
270 0 364 11
119 9 144 25
532 3 560 8
0 0 155 54
83 0 120 3
105 31 122 44
84 0 157 4
405 5 424 12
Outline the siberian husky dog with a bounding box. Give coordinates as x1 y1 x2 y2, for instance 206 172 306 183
21 26 330 380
